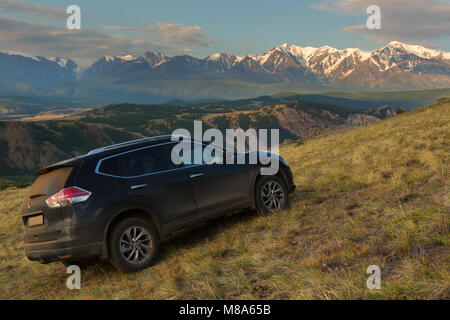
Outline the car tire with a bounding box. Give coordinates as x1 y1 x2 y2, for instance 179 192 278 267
108 217 159 272
255 175 288 213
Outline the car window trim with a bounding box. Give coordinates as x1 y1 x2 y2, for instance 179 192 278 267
95 141 224 179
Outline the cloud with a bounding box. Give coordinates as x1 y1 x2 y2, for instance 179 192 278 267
104 22 216 47
0 0 66 19
309 0 342 13
311 0 450 43
157 22 215 47
104 25 157 32
0 2 213 65
0 16 188 67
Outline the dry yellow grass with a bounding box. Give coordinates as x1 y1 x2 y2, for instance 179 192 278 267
0 98 449 299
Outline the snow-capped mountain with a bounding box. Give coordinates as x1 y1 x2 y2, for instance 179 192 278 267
81 54 143 78
206 53 238 69
1 41 449 90
276 41 450 80
79 41 449 88
137 52 167 68
0 51 78 84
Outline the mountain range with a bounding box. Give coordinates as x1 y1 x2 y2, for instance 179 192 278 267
80 41 450 85
0 41 449 102
0 51 78 84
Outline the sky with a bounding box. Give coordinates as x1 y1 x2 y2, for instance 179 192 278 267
0 0 449 66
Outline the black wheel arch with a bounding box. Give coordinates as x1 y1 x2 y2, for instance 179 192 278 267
250 165 290 209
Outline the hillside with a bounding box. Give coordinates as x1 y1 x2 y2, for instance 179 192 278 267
169 88 450 111
0 120 138 179
0 98 448 299
319 88 450 110
0 88 447 121
0 100 396 180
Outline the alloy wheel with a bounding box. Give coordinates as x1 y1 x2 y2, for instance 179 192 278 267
119 226 153 264
261 180 285 210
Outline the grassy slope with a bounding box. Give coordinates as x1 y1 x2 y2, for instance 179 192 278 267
273 88 450 110
324 88 450 101
322 88 450 110
0 99 448 299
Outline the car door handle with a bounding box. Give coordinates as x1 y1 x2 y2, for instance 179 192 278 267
131 184 148 190
190 173 204 179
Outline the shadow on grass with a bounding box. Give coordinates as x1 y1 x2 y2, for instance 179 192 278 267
78 189 308 275
81 207 265 274
157 208 262 261
154 189 310 264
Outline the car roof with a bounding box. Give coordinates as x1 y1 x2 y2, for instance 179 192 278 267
35 134 185 175
87 134 179 155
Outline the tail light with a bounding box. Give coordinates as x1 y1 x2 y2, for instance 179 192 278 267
45 187 92 208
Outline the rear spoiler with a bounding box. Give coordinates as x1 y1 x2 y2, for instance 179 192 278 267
35 157 85 176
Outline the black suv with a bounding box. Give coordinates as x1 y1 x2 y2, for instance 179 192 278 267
20 135 295 272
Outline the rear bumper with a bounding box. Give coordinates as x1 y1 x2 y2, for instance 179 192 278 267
23 214 107 263
24 240 105 263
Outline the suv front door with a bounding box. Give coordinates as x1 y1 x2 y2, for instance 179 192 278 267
184 143 252 215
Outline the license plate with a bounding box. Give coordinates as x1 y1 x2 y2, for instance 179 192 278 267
28 215 44 227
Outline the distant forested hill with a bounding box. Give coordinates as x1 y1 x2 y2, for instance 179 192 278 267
0 99 399 180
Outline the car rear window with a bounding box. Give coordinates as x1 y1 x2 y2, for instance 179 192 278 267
27 166 73 197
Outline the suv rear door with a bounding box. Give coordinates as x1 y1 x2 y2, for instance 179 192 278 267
115 143 198 226
20 166 74 243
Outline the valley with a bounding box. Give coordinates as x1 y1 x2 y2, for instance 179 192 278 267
1 97 448 299
0 97 400 181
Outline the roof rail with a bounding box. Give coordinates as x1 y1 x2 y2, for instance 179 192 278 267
87 134 183 156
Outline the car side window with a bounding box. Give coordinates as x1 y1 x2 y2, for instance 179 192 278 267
97 142 225 177
176 142 224 166
202 143 224 165
122 144 178 177
98 155 123 176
